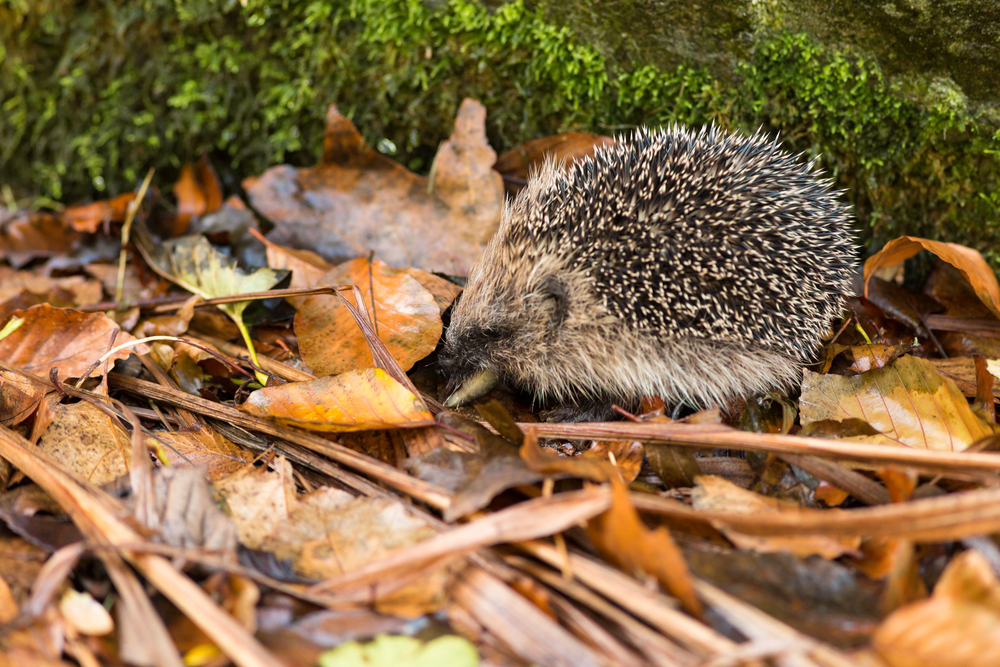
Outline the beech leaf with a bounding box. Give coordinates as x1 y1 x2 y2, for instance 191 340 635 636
240 368 434 432
800 355 998 451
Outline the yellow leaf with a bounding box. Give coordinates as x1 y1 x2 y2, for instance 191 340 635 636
800 355 998 451
241 368 434 432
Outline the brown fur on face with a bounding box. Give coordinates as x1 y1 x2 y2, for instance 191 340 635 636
440 125 856 415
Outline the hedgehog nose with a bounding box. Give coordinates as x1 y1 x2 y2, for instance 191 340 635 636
444 368 500 408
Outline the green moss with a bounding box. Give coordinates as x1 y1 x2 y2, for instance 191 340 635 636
2 1 999 264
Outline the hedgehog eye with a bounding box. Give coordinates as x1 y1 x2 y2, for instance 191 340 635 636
537 276 569 328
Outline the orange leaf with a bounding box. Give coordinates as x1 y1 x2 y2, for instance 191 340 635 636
295 258 444 376
588 479 703 617
173 163 207 236
864 237 1000 320
240 368 434 432
197 154 223 214
62 192 135 233
0 304 150 380
874 550 1000 667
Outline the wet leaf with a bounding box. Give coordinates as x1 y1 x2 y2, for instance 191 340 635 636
691 476 862 559
800 355 998 451
246 100 503 275
241 368 434 432
295 258 445 376
864 237 1000 320
874 550 1000 667
0 304 149 380
588 479 702 617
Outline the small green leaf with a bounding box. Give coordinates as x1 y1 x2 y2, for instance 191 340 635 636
154 235 287 384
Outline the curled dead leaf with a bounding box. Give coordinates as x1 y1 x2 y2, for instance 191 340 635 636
864 237 1000 320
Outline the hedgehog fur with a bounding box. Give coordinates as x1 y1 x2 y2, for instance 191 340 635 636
440 124 856 419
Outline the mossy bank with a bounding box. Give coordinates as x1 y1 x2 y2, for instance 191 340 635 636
3 0 999 263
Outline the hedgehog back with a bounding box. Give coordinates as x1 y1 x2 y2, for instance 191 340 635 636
509 125 856 364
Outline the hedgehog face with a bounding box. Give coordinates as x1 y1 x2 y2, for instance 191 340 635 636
440 260 579 407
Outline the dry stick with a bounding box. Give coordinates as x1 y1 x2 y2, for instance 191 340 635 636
507 556 697 667
524 421 1000 475
0 424 283 667
517 540 731 658
630 485 1000 541
107 372 453 510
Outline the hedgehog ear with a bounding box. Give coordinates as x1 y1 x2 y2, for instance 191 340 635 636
537 276 569 328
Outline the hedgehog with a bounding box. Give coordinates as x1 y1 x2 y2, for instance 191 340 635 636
439 125 856 420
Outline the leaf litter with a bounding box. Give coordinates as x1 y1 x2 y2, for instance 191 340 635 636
2 97 1000 667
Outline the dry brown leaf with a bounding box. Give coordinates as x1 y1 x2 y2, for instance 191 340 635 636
0 536 47 621
588 479 702 617
215 457 298 550
85 264 156 305
690 475 862 559
494 132 615 195
0 370 44 426
127 466 238 552
0 304 150 380
218 459 443 615
0 211 79 266
268 489 442 615
308 487 611 619
241 368 433 432
37 401 131 485
0 267 103 308
874 550 1000 667
295 258 444 376
62 192 134 233
864 237 1000 320
246 99 503 275
153 424 256 480
800 355 998 451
